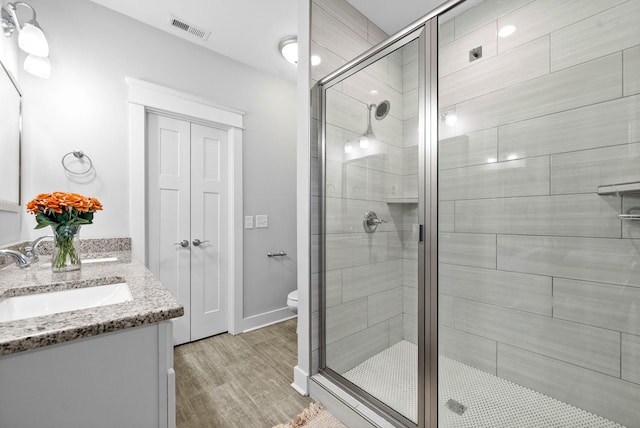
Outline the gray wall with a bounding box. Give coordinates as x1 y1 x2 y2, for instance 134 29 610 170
311 0 423 374
438 1 640 426
311 0 391 373
5 0 297 323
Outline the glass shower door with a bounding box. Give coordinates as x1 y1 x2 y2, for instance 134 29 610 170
437 1 640 427
320 34 422 425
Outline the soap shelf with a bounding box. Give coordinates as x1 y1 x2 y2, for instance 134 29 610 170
597 182 640 195
598 182 640 221
618 214 640 221
387 197 418 204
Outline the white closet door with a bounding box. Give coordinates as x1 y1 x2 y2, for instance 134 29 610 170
147 114 192 346
190 123 229 341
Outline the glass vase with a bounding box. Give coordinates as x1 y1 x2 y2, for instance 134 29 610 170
51 225 81 272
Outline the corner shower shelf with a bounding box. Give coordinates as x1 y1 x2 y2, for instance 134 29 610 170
387 197 418 204
597 182 640 195
598 182 640 221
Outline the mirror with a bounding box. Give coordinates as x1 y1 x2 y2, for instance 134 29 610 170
0 60 22 211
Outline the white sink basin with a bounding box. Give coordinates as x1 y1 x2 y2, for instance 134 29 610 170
0 283 132 323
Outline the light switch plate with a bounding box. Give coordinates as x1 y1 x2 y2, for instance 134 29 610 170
244 216 254 229
256 215 268 228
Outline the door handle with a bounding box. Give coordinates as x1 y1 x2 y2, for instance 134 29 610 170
174 240 189 248
192 239 209 247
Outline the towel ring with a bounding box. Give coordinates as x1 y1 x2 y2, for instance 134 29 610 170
62 150 94 175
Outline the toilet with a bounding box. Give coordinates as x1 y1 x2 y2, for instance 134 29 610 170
287 290 298 314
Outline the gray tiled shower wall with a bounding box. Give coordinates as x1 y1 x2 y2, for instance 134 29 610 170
438 1 640 426
312 0 640 425
310 0 421 374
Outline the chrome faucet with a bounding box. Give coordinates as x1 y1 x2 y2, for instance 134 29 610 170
0 249 30 268
24 235 54 263
0 235 53 268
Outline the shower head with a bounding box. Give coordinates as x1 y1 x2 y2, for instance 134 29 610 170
361 100 391 141
373 100 390 120
344 101 389 158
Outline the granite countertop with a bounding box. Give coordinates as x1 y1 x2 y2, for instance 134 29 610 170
0 240 184 356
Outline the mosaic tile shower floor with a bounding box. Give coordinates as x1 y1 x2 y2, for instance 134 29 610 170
343 341 624 427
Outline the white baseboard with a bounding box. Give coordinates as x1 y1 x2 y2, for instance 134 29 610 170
241 307 296 333
292 365 309 396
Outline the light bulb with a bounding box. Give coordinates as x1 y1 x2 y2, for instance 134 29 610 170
311 55 321 66
344 143 353 154
18 22 49 57
279 38 298 64
359 136 369 149
24 55 51 79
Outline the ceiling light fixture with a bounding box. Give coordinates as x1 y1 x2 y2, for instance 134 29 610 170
1 1 50 78
279 36 298 64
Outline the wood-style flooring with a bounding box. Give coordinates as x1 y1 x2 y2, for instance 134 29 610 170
174 318 312 428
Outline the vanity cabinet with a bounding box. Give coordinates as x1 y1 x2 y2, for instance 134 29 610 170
0 321 175 428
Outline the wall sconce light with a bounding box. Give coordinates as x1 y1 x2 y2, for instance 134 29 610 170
279 36 298 64
1 1 51 78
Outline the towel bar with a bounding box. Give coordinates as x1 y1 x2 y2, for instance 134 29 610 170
267 251 287 257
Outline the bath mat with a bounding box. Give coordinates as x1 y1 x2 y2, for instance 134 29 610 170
273 402 347 428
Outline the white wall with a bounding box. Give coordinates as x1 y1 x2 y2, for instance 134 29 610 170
0 12 17 75
0 5 21 245
7 0 297 322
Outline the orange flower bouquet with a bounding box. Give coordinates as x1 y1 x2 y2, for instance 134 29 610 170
26 192 103 271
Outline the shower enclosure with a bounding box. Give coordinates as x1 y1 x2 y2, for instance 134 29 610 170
318 32 424 425
311 0 640 427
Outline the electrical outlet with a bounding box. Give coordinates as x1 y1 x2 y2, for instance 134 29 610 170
244 216 254 229
256 215 268 228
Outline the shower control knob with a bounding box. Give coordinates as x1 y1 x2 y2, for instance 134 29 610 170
175 240 189 248
363 211 387 233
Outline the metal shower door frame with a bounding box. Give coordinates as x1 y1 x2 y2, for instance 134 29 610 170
316 26 426 428
312 1 468 426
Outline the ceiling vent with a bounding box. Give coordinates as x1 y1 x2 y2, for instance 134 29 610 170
168 15 211 41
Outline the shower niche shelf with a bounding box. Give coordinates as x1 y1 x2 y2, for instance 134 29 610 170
387 197 418 204
598 182 640 195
